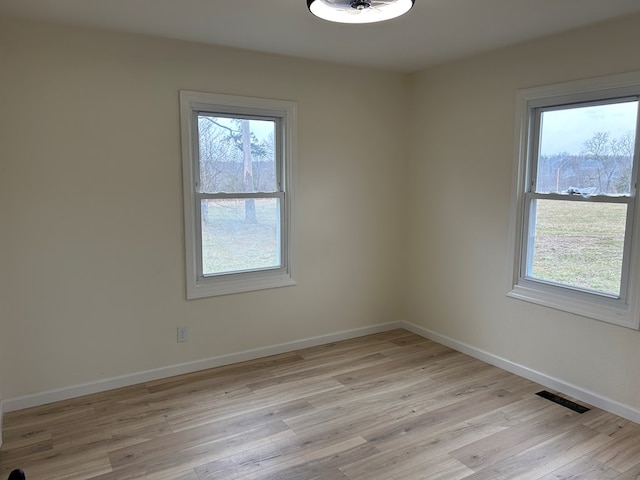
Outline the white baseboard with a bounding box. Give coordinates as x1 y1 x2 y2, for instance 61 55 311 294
6 320 639 427
402 321 640 425
3 322 402 413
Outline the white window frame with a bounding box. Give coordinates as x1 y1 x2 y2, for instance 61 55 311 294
180 91 297 299
507 72 640 329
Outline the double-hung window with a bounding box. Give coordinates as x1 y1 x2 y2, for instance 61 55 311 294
180 91 297 298
507 72 640 329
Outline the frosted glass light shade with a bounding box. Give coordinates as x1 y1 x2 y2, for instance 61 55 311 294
307 0 415 24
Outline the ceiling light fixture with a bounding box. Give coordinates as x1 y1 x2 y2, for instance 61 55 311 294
307 0 415 24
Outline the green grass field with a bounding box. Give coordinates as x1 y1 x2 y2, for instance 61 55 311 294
530 199 627 296
201 199 280 275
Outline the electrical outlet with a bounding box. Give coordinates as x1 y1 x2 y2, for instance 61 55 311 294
177 326 187 343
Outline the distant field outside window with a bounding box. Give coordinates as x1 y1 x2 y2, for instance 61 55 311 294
201 198 281 275
529 200 626 296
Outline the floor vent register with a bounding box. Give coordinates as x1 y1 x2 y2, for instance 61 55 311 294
536 390 590 414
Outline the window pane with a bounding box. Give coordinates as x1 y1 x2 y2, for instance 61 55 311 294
528 199 626 296
201 198 281 276
536 101 637 195
198 115 277 194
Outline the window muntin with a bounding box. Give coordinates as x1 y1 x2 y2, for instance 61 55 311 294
180 91 297 298
507 72 640 329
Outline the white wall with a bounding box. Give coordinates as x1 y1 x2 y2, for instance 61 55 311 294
0 17 407 401
3 11 640 419
406 13 640 413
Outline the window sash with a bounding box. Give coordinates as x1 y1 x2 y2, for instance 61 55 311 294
528 98 639 196
194 111 283 195
520 99 639 303
520 193 635 302
519 95 640 304
194 192 286 279
191 108 286 279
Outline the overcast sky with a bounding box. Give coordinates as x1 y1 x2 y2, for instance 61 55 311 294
539 101 638 156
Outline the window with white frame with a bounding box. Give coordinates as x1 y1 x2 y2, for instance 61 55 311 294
180 91 297 298
507 72 640 329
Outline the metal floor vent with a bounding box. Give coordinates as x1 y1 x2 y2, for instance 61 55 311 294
536 390 590 414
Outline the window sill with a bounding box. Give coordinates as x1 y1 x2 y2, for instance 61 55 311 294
507 282 639 330
187 272 297 299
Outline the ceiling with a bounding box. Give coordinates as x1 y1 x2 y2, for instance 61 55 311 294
2 0 640 72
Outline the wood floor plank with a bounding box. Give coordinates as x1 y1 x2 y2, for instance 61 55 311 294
591 424 640 472
462 425 613 480
614 462 640 479
245 353 389 392
369 389 519 449
344 421 505 480
388 454 475 480
537 455 620 480
165 393 314 431
238 437 377 480
296 330 414 360
144 351 303 393
582 411 639 438
1 329 639 480
332 348 464 386
108 408 300 469
449 404 590 471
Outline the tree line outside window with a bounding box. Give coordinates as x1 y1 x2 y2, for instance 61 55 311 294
536 130 635 195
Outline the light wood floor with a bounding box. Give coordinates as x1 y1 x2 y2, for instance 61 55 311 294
2 329 640 480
